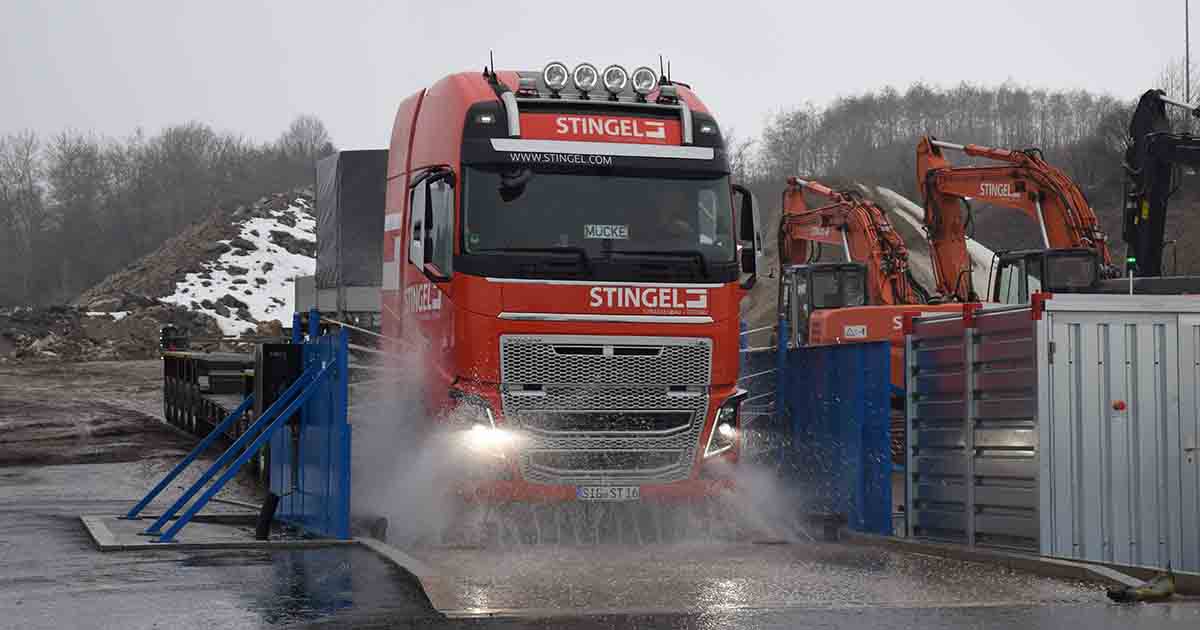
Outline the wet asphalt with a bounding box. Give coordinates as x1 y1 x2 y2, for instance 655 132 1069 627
3 361 1200 628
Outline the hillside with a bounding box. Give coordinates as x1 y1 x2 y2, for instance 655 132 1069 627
77 191 316 336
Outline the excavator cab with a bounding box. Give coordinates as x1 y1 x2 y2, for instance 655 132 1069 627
779 262 868 346
992 248 1100 304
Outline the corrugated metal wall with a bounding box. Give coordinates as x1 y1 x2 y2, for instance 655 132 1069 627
906 296 1200 572
1039 301 1200 571
906 307 1040 550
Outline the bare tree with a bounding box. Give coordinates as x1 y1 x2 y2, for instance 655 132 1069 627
278 115 334 163
0 131 45 301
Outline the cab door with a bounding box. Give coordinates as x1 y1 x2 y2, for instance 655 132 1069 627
401 168 457 409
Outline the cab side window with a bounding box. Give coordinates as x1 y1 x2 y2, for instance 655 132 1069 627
408 182 426 268
407 169 455 278
996 262 1019 304
428 178 454 275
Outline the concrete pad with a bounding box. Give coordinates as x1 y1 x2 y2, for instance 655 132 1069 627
386 540 1107 616
845 532 1200 595
81 514 356 551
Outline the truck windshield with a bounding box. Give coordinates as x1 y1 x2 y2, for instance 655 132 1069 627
462 167 736 264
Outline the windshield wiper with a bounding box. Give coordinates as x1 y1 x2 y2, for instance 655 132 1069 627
471 246 592 271
607 249 709 279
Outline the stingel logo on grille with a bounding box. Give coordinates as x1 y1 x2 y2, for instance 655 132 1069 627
588 286 708 310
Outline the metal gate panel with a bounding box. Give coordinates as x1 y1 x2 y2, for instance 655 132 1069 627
1041 308 1183 569
970 307 1039 550
906 313 970 543
907 307 1039 550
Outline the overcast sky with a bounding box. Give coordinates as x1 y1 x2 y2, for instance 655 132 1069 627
0 1 1190 149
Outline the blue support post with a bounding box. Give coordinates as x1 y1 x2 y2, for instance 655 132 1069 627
122 395 255 519
156 364 331 543
775 314 789 424
142 369 317 535
308 307 319 340
292 311 303 344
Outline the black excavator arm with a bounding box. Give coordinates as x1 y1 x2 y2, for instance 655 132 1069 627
1123 89 1200 277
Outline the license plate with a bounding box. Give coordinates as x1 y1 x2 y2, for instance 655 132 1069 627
576 485 641 501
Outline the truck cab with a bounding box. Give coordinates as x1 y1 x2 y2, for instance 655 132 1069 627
383 63 763 502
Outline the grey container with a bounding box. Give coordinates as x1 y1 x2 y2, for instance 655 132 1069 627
905 294 1200 572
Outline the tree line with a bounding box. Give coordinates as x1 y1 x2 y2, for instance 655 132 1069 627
738 82 1131 196
0 116 333 306
731 78 1200 274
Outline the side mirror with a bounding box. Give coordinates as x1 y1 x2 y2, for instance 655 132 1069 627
732 183 763 289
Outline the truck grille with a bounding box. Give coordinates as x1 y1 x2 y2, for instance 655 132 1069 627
500 335 712 485
500 335 711 386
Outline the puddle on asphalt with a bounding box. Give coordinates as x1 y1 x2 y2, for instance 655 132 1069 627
175 546 440 626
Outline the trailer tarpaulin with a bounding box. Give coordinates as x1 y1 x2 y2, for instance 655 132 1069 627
315 150 388 290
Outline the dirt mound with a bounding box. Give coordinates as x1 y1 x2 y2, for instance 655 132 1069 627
76 191 313 313
0 304 221 363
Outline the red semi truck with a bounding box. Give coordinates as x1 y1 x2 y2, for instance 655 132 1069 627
379 62 763 503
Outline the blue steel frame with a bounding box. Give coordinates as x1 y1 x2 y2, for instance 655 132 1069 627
126 309 351 543
269 316 351 540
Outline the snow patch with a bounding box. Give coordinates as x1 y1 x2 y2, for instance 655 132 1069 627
159 198 316 335
85 311 129 321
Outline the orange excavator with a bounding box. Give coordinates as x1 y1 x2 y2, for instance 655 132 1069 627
779 177 928 306
777 176 963 393
915 136 1118 304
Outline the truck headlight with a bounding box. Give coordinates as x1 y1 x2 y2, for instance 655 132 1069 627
704 392 747 458
464 423 515 457
448 390 516 458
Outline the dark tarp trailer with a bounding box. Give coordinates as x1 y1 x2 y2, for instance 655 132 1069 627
315 150 388 291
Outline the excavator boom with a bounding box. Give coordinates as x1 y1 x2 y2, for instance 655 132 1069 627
779 177 924 305
916 136 1115 302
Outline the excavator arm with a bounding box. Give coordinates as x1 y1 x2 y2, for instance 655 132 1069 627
916 136 1115 301
779 177 925 305
1124 89 1200 277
